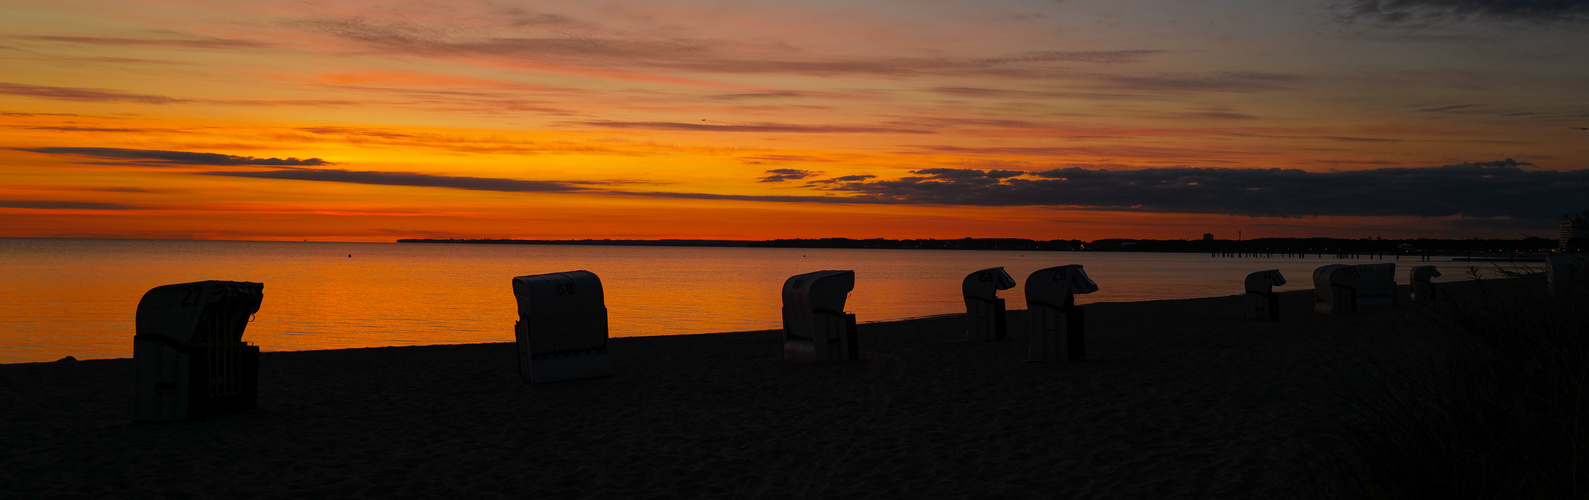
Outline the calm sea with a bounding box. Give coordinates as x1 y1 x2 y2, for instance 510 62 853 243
0 238 1487 363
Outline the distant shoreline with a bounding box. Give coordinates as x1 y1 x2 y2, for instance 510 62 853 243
397 236 1563 258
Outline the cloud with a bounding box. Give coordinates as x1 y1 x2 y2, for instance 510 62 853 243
928 86 1144 101
0 200 145 210
806 174 877 186
205 168 588 192
1099 71 1300 92
0 112 80 117
169 156 1589 225
285 126 649 155
740 154 835 164
908 144 1259 163
18 34 266 49
18 147 330 166
758 169 822 182
0 82 184 104
708 91 808 100
815 160 1589 223
297 16 1162 79
578 121 935 134
1338 0 1589 25
0 82 354 107
1188 109 1261 120
25 126 149 133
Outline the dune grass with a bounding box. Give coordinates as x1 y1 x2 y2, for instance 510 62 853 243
1321 269 1589 498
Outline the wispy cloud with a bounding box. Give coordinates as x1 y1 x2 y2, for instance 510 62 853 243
806 174 877 186
758 169 822 182
24 126 151 133
740 154 836 164
0 82 183 104
284 126 658 155
0 112 80 117
17 34 267 49
206 168 585 192
0 199 145 210
296 15 1164 80
0 82 359 107
19 147 330 166
578 121 935 134
1339 0 1589 25
1098 71 1301 92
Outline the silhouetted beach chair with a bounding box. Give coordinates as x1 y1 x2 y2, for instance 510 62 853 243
133 280 263 423
1353 263 1396 308
961 267 1017 341
1314 263 1396 314
1313 265 1354 314
1026 265 1098 362
781 270 858 362
1409 265 1440 302
1245 270 1285 320
511 271 611 383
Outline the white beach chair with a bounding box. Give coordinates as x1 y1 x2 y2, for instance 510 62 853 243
781 270 859 362
1244 270 1285 320
961 267 1017 341
133 280 263 423
512 271 611 383
1409 265 1441 302
1026 265 1098 362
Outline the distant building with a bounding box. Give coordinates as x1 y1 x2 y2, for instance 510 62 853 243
1203 233 1214 241
1566 220 1579 252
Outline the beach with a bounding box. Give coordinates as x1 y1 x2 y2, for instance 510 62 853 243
0 279 1498 498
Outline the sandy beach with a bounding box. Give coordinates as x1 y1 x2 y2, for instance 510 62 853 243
1 278 1507 498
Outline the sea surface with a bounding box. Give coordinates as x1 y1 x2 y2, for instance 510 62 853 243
0 237 1503 363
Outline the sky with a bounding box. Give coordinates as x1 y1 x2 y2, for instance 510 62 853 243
2 0 1587 242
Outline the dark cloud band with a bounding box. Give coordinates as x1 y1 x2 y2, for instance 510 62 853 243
206 168 584 192
814 160 1586 223
0 82 182 104
1340 0 1589 24
19 147 329 166
579 121 934 134
759 169 822 183
0 200 145 210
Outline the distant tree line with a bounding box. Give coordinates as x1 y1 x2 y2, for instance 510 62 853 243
401 236 1562 254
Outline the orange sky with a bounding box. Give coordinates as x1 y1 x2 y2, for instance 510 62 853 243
2 0 1587 241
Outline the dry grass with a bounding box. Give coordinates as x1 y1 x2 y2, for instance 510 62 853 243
1322 268 1589 498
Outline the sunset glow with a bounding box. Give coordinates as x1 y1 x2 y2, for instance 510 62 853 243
3 0 1587 241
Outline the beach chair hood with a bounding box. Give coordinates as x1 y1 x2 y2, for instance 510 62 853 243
1025 265 1098 308
783 270 855 316
963 267 1017 301
135 280 263 347
1245 270 1285 294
